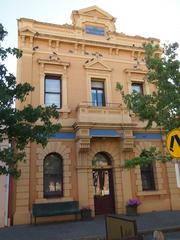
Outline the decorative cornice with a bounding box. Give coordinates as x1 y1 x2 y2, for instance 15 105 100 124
72 5 115 20
38 58 70 67
124 68 147 74
18 18 159 43
84 58 112 72
19 26 36 36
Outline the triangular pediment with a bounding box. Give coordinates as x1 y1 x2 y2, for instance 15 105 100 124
38 54 70 67
71 5 116 32
84 58 112 72
77 6 114 19
19 27 36 36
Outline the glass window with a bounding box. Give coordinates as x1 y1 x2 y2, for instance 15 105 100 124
91 80 105 107
43 153 63 198
132 83 143 94
92 152 111 167
140 165 156 191
85 26 105 36
92 152 112 196
93 170 110 196
45 76 61 108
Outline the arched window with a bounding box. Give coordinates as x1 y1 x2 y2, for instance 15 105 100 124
43 153 63 198
92 152 112 167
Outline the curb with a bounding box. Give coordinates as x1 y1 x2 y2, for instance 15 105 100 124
139 225 180 235
79 225 180 239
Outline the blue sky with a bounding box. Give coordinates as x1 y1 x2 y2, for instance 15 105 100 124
1 0 180 74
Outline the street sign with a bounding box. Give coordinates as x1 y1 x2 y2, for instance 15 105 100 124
166 129 180 158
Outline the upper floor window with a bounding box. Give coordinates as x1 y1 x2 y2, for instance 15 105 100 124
45 75 62 108
132 83 143 94
140 164 156 191
85 25 105 36
91 80 105 107
43 153 63 198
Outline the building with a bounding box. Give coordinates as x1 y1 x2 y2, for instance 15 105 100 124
14 6 180 225
0 139 10 228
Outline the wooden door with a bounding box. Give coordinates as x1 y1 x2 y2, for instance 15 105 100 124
93 168 115 215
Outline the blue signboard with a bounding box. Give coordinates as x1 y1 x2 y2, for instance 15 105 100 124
90 129 123 137
133 133 162 140
49 132 75 139
85 26 105 36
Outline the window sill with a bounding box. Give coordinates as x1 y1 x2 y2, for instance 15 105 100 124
57 108 71 113
137 190 167 196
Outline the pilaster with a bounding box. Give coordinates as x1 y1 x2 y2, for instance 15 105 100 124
76 128 91 208
14 146 31 225
120 130 135 213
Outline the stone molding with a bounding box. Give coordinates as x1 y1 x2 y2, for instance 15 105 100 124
121 130 134 151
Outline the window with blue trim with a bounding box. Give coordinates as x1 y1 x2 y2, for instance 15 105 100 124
85 26 105 36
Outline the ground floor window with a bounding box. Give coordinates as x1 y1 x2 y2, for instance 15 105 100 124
140 165 156 191
43 153 63 198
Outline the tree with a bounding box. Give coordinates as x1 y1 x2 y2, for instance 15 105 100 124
118 42 180 131
117 42 180 168
0 24 61 178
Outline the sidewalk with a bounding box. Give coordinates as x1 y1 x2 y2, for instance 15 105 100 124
0 211 180 240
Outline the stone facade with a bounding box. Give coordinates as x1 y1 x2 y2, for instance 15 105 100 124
14 6 180 225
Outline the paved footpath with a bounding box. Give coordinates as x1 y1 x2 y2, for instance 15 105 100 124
1 211 180 240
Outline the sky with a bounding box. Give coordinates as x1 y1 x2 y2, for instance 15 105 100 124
1 0 180 74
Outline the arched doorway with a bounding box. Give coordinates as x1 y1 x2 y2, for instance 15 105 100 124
92 152 115 215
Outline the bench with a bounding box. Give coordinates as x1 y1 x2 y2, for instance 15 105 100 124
32 201 80 224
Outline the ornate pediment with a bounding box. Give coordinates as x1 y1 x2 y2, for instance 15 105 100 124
38 54 70 67
71 6 116 32
19 26 36 36
76 6 114 20
84 58 112 72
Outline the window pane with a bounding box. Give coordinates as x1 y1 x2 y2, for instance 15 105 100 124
44 153 63 198
92 153 111 167
93 170 110 196
92 89 97 106
45 93 60 108
45 79 61 93
85 26 105 36
132 84 143 94
141 165 155 191
44 175 62 193
97 90 103 106
91 81 103 88
44 155 61 174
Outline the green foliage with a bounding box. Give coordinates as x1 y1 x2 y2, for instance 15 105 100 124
0 24 61 178
117 42 180 131
123 147 171 169
116 41 180 169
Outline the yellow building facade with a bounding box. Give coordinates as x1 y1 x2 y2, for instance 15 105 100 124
14 6 180 225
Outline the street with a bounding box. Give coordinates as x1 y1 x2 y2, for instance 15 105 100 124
145 231 180 240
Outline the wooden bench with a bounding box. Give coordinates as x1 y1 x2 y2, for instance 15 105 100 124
32 201 80 224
